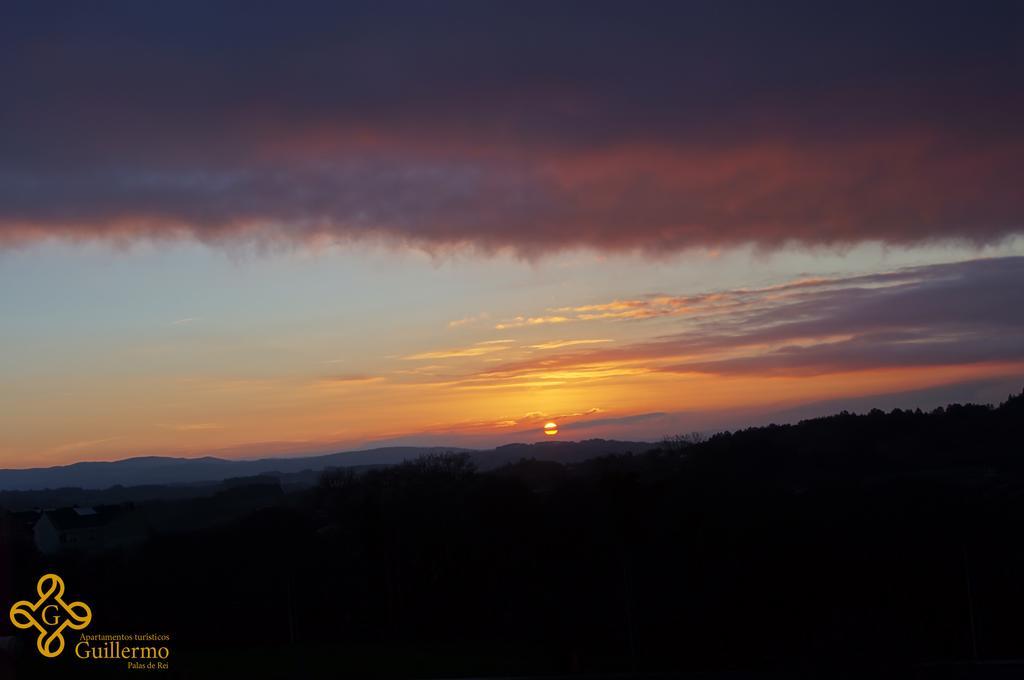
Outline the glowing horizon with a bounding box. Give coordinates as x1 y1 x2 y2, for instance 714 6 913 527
3 240 1023 467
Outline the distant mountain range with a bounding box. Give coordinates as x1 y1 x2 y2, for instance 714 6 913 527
0 439 652 491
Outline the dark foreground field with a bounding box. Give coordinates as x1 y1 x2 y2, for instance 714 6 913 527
2 392 1023 679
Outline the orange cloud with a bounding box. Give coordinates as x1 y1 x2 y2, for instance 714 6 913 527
529 339 612 350
404 340 515 360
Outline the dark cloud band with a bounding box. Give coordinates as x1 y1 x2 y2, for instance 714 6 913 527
2 1 1022 253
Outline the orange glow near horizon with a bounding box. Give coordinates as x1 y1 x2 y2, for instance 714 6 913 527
5 358 1022 468
4 252 1023 468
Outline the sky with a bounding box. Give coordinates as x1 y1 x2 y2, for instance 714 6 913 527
1 1 1023 466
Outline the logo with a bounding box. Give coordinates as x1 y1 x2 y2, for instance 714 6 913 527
9 573 92 658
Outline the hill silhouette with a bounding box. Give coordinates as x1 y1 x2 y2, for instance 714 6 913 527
3 391 1023 678
0 439 650 491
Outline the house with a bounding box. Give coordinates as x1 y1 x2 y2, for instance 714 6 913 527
33 505 146 554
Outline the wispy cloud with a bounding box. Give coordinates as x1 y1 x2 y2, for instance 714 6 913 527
541 273 922 325
500 407 603 427
494 316 571 330
529 339 612 350
318 374 386 385
411 407 606 434
448 312 489 329
404 340 516 360
454 257 1024 385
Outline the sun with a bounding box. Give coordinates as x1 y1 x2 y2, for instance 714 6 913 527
543 421 558 436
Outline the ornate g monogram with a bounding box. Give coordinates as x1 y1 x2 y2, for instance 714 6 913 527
9 573 92 658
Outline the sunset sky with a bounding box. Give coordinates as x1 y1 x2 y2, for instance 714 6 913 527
2 1 1023 466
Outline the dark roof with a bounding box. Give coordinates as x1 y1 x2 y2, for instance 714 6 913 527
41 506 123 531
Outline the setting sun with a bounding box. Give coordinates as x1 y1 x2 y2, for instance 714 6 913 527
543 422 558 436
